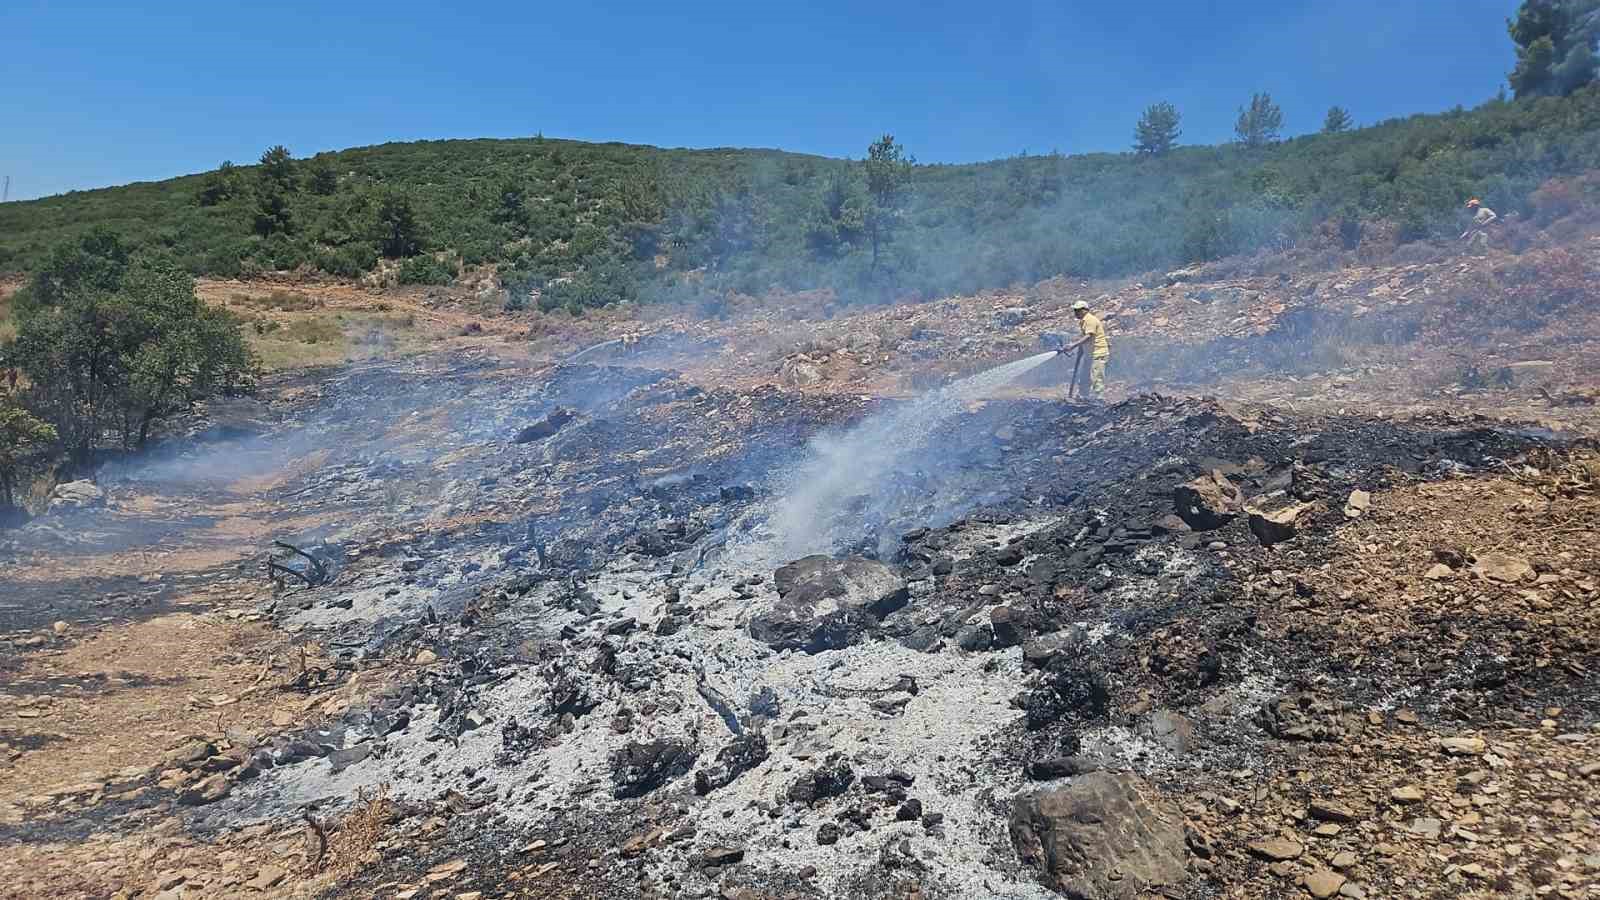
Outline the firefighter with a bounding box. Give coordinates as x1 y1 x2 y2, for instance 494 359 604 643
1059 300 1110 398
1462 198 1497 250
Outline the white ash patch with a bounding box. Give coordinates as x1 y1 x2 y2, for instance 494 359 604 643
937 515 1065 563
217 548 1066 896
281 545 505 631
633 638 1056 899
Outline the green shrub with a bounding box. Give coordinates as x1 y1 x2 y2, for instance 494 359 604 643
398 254 456 285
5 233 256 463
315 244 374 278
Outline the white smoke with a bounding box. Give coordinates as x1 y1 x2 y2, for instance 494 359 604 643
761 351 1060 559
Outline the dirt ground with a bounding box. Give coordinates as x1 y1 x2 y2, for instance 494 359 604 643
1182 451 1600 899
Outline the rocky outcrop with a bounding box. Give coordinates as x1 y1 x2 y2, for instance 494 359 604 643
777 355 824 388
1010 772 1188 899
749 556 908 653
1173 472 1242 530
48 480 104 512
1246 501 1315 545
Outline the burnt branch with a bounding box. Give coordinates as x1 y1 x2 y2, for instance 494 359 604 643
273 540 329 584
301 811 327 872
267 560 315 586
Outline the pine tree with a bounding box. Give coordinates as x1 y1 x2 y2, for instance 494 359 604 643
1235 93 1285 148
1133 102 1182 155
1323 106 1353 134
863 134 913 273
253 146 297 235
1508 0 1600 98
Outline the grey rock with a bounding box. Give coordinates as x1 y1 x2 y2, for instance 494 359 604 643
990 605 1028 648
694 733 769 796
1173 472 1242 531
750 556 908 654
1026 755 1101 780
1010 771 1187 899
1405 817 1443 839
786 753 854 807
1022 628 1087 671
1143 710 1196 756
48 480 105 512
955 624 993 652
327 742 373 774
610 739 697 799
1260 692 1364 743
996 307 1029 327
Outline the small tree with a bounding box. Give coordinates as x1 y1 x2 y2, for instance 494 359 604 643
374 191 425 258
0 401 56 512
257 145 297 193
492 181 531 237
863 134 914 273
806 168 867 259
118 261 256 446
9 233 255 463
17 228 129 314
254 146 297 235
1508 0 1600 98
1133 102 1182 156
1323 106 1353 134
197 161 241 207
306 157 339 195
1234 93 1284 148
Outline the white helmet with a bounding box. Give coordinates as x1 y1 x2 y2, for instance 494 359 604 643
1071 301 1089 311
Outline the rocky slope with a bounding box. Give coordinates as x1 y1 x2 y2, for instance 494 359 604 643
2 335 1595 899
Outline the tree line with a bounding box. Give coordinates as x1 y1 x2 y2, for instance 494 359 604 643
1134 92 1308 158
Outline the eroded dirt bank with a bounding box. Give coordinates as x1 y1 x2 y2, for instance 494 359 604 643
2 341 1597 900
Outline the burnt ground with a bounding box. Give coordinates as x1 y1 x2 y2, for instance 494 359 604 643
1 342 1598 900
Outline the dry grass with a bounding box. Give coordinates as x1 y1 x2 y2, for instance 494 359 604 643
228 289 323 312
277 317 344 344
320 784 398 877
247 320 350 371
0 293 15 343
244 311 424 371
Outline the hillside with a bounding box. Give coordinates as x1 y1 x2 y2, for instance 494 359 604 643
3 86 1600 309
4 235 1600 897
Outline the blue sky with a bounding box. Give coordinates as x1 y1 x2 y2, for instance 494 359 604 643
2 1 1519 201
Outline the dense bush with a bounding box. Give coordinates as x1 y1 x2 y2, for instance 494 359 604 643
3 86 1600 310
2 232 256 468
0 401 56 512
398 254 457 285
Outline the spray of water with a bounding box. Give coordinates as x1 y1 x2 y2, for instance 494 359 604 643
759 351 1060 560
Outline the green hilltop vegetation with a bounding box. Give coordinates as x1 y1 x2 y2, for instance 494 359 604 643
4 85 1600 312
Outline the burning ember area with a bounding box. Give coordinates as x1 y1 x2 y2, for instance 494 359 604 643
2 347 1597 900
